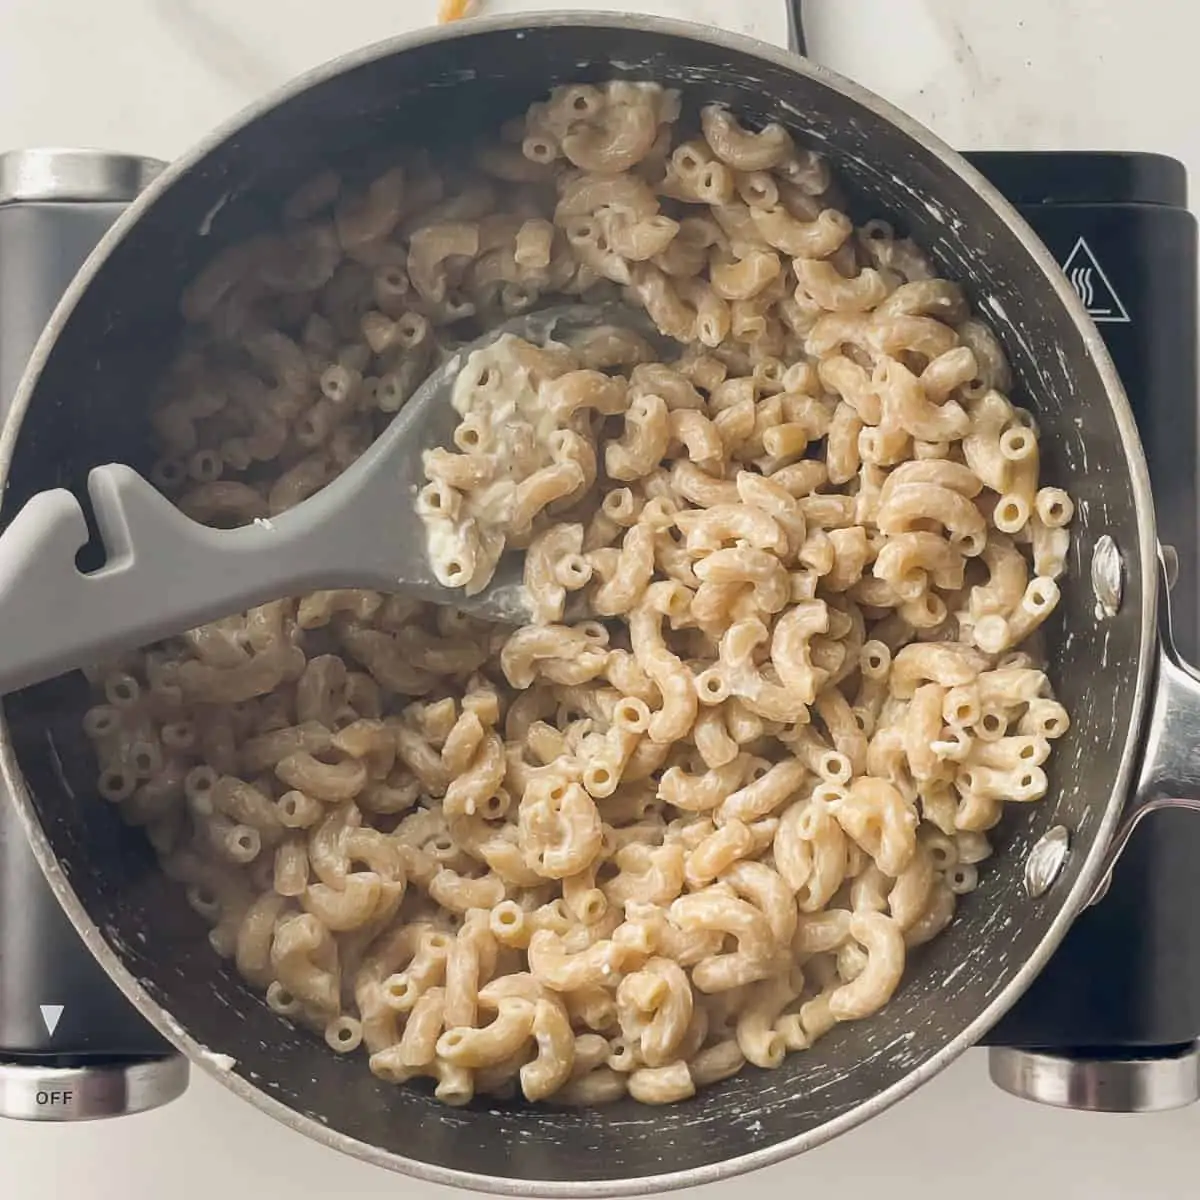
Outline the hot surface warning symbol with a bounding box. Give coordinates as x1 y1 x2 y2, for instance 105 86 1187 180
1062 237 1130 324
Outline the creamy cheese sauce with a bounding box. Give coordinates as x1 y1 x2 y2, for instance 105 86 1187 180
419 333 574 594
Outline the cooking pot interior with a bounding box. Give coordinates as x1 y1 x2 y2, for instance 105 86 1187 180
0 17 1149 1191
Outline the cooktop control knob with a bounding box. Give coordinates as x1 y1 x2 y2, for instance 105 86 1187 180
0 1056 188 1121
989 1045 1200 1113
0 148 163 205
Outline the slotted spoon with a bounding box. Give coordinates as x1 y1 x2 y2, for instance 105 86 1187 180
0 304 652 695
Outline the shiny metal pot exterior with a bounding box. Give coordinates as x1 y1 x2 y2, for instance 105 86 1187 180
0 13 1168 1196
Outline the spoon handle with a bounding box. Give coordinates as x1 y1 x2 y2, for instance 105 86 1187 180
0 464 353 694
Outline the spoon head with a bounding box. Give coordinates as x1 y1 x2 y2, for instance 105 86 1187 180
407 302 672 436
389 302 672 623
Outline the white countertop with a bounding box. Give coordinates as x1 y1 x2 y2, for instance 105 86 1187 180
1 0 1198 1196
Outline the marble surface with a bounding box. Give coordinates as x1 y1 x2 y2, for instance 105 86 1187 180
1 1 1198 1197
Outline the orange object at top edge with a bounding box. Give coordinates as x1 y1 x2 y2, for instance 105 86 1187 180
438 0 477 21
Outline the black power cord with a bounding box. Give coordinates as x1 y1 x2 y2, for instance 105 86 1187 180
786 0 807 55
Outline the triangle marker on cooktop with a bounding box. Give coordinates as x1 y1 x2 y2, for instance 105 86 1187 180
39 1004 64 1036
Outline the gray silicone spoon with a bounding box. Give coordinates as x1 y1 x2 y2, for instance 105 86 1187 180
0 303 658 696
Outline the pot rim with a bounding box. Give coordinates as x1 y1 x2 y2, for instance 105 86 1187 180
0 12 1159 1196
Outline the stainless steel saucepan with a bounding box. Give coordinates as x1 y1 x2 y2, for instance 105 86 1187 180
0 11 1194 1196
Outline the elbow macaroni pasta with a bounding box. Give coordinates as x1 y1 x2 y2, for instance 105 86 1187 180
91 80 1074 1109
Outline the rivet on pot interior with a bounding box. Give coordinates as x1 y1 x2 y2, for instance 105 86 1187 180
1025 825 1071 898
1091 535 1123 618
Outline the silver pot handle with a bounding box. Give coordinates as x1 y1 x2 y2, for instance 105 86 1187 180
1089 546 1200 904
